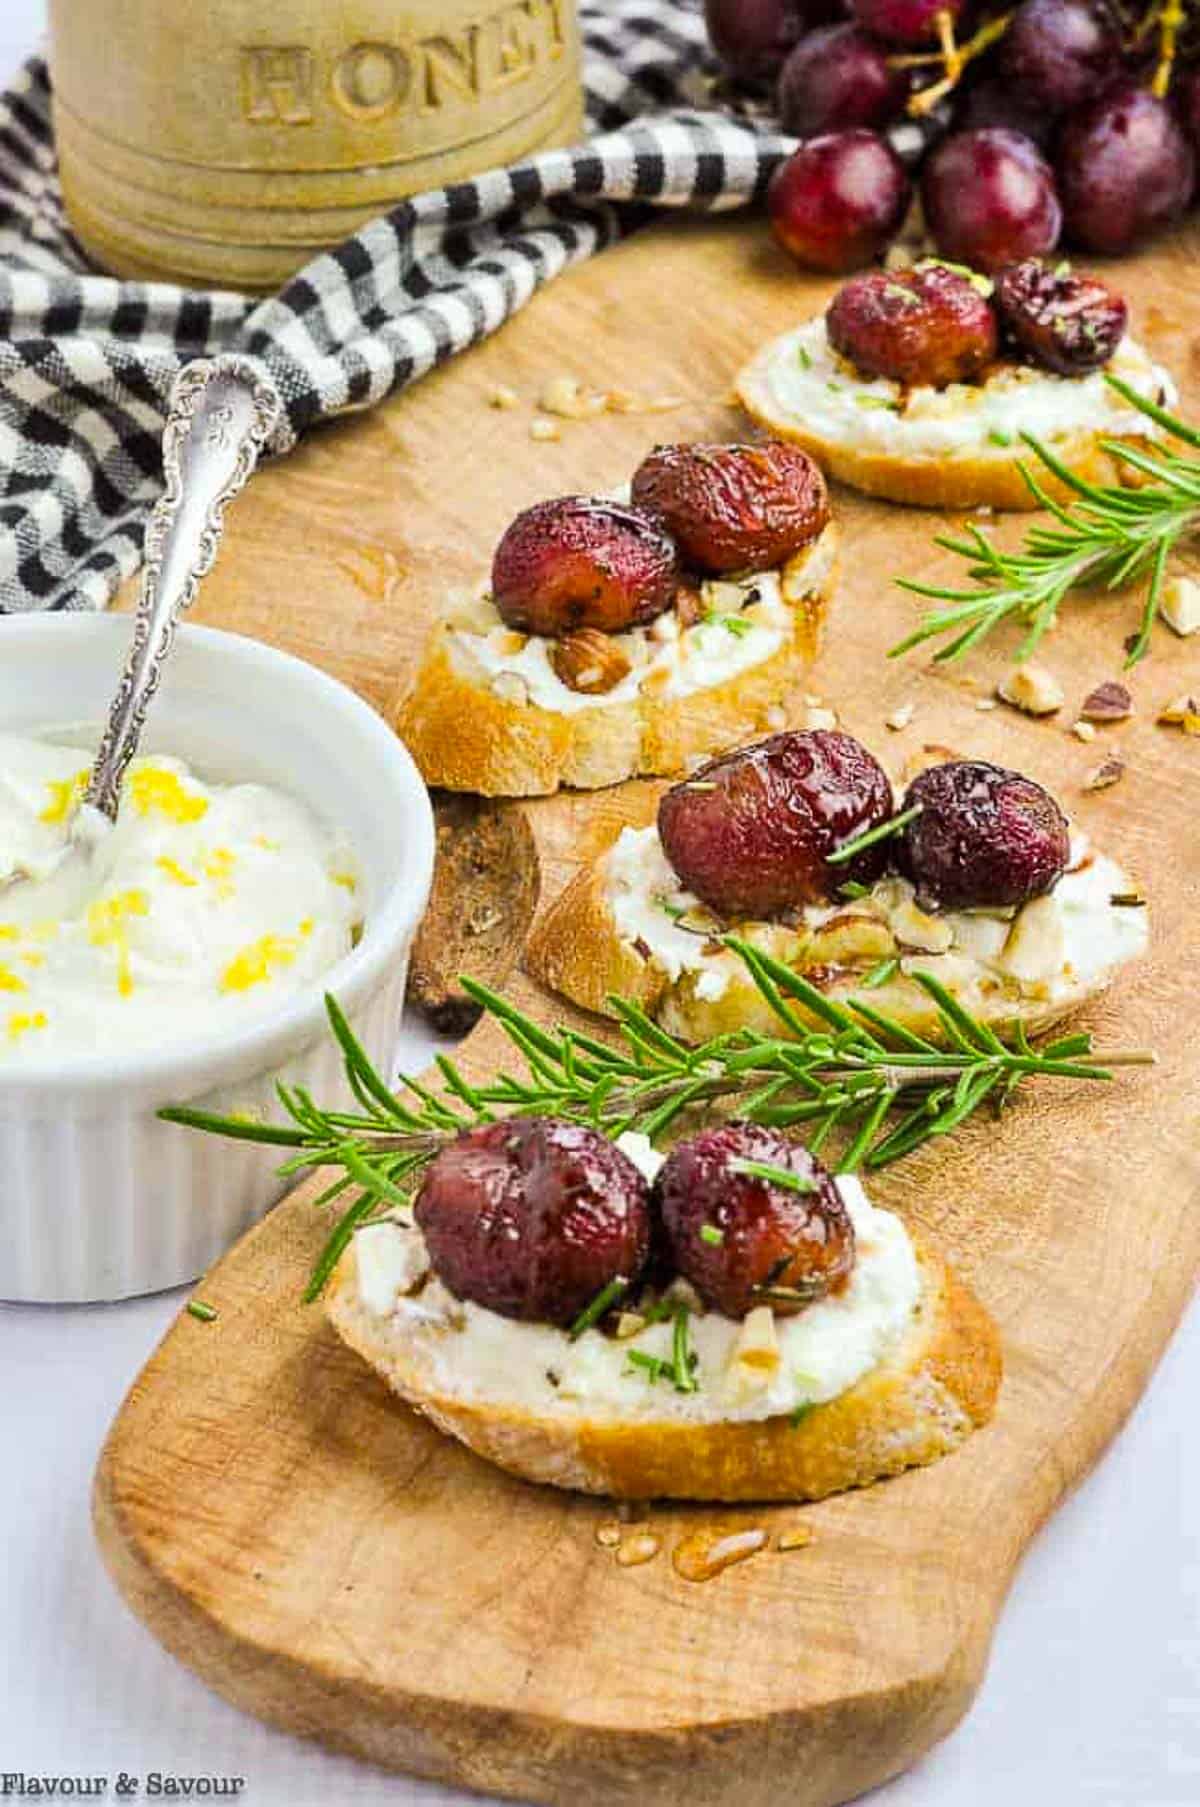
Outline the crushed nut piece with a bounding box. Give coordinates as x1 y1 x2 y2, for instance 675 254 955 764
1071 720 1096 742
998 662 1064 717
1080 680 1133 723
1083 756 1125 791
616 1532 661 1568
777 1525 814 1552
1161 575 1200 637
1158 694 1200 734
886 702 916 732
975 696 998 712
539 374 608 420
595 1522 622 1548
487 384 520 410
529 416 560 442
803 705 838 731
614 1311 647 1341
549 628 632 695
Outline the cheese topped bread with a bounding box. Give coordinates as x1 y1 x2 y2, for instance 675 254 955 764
527 729 1148 1046
394 443 838 797
737 258 1174 511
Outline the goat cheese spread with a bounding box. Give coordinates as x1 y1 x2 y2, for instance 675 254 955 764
352 1175 921 1425
0 733 361 1064
603 823 1148 1011
443 524 836 715
755 320 1174 460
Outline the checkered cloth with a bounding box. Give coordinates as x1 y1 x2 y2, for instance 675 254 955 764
0 0 935 615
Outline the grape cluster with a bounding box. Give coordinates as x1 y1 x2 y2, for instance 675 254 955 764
704 0 1199 271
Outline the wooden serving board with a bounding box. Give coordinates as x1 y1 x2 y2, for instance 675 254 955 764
94 217 1200 1807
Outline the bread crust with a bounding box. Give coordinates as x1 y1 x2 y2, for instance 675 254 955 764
737 339 1160 513
327 1235 1001 1503
525 854 1122 1045
394 531 836 797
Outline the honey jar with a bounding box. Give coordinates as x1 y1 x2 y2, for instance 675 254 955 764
49 0 584 291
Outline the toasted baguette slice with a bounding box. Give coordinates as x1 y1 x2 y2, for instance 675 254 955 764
328 1231 1000 1503
394 527 837 797
526 827 1148 1046
737 322 1172 512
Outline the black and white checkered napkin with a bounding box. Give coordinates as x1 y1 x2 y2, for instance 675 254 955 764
0 0 934 616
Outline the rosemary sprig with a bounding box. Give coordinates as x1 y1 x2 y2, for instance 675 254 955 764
159 948 1153 1300
829 804 922 866
892 376 1200 668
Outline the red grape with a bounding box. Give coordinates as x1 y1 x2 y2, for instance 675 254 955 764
777 25 909 138
1057 84 1195 255
654 1123 855 1319
957 76 1057 151
491 497 678 636
849 0 964 46
897 760 1069 912
1175 67 1200 155
827 263 997 386
922 128 1062 272
997 0 1124 117
993 258 1126 374
768 130 911 272
704 0 809 81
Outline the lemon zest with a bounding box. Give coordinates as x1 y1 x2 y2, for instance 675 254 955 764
127 766 209 824
220 932 300 994
0 963 27 993
156 855 198 888
39 769 89 825
86 889 149 998
7 1010 47 1043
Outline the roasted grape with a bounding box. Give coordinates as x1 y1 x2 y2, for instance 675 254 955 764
1057 85 1195 256
657 729 894 919
922 128 1062 272
896 759 1070 912
630 441 829 575
826 263 997 388
998 0 1124 118
777 25 909 139
849 0 964 46
414 1117 651 1327
491 497 679 637
768 130 911 272
704 0 810 81
654 1123 855 1319
993 258 1126 375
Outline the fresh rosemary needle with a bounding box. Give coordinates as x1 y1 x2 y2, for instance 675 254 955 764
892 376 1200 668
159 946 1153 1301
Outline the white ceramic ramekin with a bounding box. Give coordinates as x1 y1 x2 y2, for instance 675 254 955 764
0 617 435 1302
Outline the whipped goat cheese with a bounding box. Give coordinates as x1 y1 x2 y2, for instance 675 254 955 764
603 823 1148 1012
0 733 362 1064
443 524 836 715
354 1175 921 1426
755 319 1174 461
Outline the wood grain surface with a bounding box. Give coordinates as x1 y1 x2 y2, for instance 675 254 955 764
94 216 1200 1807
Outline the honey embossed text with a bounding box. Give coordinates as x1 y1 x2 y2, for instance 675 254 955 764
241 0 570 127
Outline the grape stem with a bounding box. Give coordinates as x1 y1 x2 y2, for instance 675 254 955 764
895 9 1015 115
1152 0 1186 95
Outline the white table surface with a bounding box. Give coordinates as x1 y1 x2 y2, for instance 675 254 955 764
2 5 1198 1802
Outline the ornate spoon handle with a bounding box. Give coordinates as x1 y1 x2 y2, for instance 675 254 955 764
83 355 282 822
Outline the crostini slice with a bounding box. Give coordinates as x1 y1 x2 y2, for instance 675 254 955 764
395 524 838 798
526 819 1148 1047
327 1172 1001 1504
737 255 1175 514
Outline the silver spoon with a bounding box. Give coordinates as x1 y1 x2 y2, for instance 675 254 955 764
2 356 281 906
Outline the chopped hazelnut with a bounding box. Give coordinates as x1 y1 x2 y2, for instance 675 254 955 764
539 374 608 420
529 416 560 442
998 662 1064 717
1071 720 1096 742
1083 756 1125 791
549 628 632 695
1079 680 1133 723
886 701 916 732
1157 694 1200 734
487 384 520 410
1161 576 1200 638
